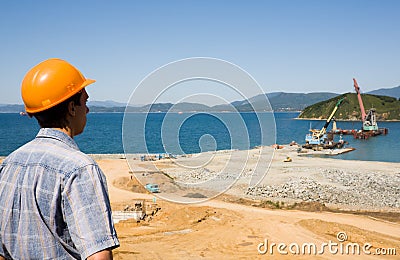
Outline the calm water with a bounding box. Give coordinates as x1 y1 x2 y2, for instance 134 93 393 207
0 112 398 163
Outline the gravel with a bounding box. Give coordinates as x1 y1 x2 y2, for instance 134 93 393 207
246 168 400 209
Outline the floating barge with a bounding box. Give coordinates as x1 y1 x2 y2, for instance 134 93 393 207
331 127 388 139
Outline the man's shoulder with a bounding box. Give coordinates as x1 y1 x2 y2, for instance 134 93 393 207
3 137 98 175
46 146 98 173
61 149 96 166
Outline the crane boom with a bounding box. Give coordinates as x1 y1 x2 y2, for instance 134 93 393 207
353 78 367 122
312 97 344 138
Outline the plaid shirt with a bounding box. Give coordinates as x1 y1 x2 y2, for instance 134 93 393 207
0 128 119 259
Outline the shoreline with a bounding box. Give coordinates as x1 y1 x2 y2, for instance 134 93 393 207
3 110 400 121
1 143 397 164
294 117 400 122
2 147 398 212
119 145 399 212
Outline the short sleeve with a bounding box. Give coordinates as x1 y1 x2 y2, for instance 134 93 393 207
63 164 119 259
0 233 4 257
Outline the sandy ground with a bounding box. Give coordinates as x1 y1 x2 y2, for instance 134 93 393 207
96 147 400 259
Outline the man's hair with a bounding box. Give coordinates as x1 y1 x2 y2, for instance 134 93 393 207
29 91 83 128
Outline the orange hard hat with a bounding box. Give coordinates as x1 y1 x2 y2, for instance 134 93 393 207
21 58 95 113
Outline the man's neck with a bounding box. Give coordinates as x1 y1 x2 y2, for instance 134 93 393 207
53 127 73 138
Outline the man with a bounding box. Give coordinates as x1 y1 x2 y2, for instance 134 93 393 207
0 59 119 259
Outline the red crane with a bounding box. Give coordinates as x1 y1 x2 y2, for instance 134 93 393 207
353 78 367 122
353 78 382 133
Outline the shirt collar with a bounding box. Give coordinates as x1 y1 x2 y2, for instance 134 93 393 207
36 128 80 151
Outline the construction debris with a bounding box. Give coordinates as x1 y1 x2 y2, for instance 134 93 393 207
113 199 160 223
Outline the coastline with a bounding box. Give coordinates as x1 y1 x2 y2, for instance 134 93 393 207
3 147 398 211
294 117 400 122
3 109 400 121
131 145 399 211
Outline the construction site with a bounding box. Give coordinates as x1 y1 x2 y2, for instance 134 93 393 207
301 78 388 154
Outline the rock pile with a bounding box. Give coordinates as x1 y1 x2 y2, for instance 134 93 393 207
168 168 241 183
246 169 400 209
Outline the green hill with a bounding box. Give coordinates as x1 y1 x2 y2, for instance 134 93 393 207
298 93 400 120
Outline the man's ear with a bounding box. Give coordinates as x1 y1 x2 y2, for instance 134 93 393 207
68 101 76 116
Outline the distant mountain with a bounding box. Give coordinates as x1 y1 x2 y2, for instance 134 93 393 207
126 103 173 113
0 104 25 113
209 104 236 112
367 86 400 99
171 102 211 112
89 106 126 112
0 93 349 113
2 85 399 113
267 92 339 111
229 92 338 112
299 93 400 120
223 92 339 112
88 100 128 107
266 92 285 99
137 102 211 113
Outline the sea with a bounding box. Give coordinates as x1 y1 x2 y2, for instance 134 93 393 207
0 112 399 163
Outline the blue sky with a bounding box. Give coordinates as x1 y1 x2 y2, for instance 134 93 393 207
1 0 399 105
